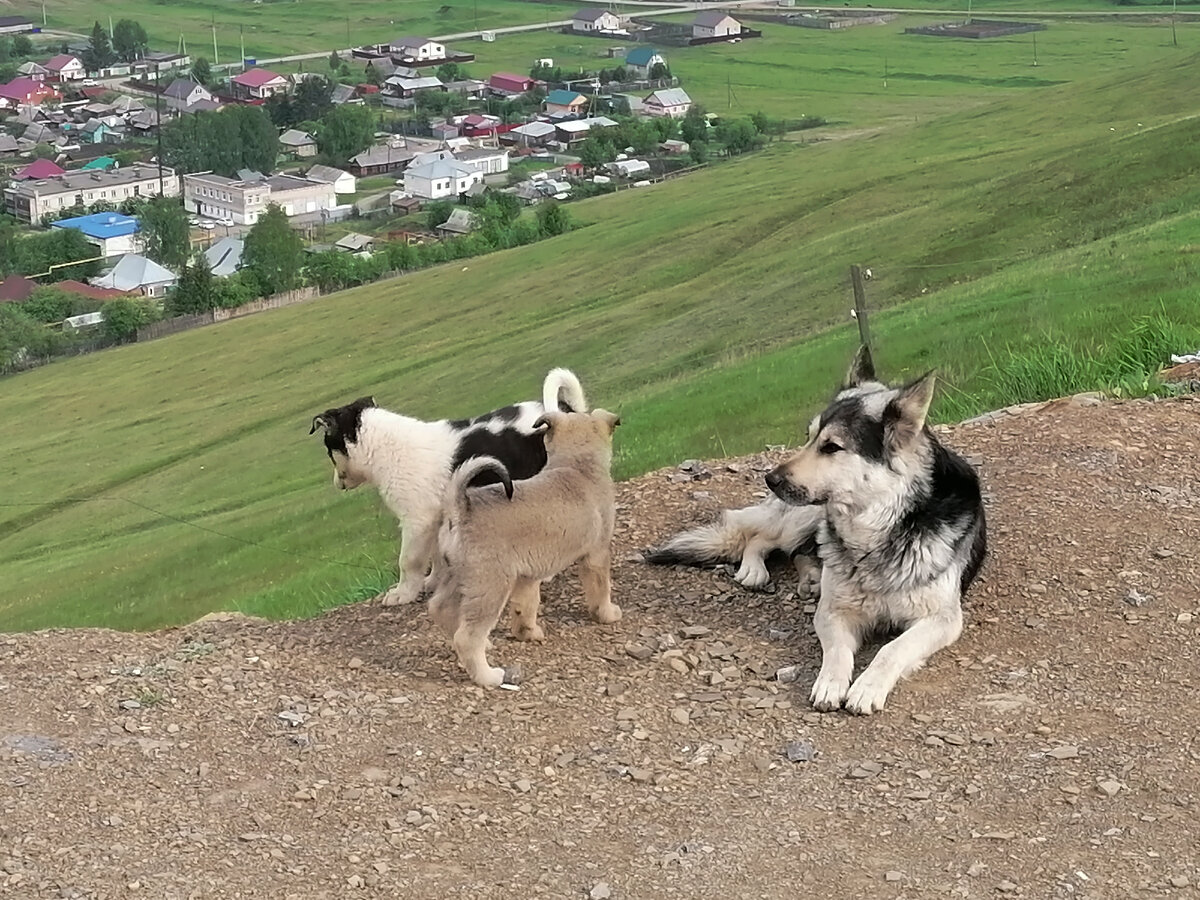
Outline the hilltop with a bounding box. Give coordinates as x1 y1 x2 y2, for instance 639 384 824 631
2 397 1197 897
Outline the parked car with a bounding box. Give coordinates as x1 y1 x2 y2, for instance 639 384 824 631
81 78 99 86
198 221 216 230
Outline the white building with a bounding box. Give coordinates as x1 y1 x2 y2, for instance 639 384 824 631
388 37 446 61
305 164 357 195
182 172 337 225
692 11 742 39
454 147 510 176
572 9 622 33
403 159 482 201
4 165 178 224
92 254 177 298
643 88 692 119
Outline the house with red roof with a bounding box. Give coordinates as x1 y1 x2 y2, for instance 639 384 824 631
44 54 85 81
0 77 62 110
488 73 537 96
53 279 129 301
12 158 65 180
231 67 288 100
0 274 37 303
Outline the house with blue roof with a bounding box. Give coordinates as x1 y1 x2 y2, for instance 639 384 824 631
624 46 666 77
544 89 588 116
51 212 141 258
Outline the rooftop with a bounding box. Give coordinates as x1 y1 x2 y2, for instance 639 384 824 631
694 10 739 27
51 213 140 240
9 165 176 196
305 164 351 184
546 90 587 105
646 88 691 106
232 68 285 88
625 47 662 66
279 129 316 146
93 254 176 291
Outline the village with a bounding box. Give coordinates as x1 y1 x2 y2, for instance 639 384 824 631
0 6 778 357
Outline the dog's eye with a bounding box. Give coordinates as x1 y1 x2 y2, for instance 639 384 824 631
819 441 843 455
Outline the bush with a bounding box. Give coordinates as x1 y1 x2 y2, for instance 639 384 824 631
101 297 160 342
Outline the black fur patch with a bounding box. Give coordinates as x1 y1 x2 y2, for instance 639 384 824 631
314 396 375 457
449 403 524 431
451 426 548 487
820 396 885 462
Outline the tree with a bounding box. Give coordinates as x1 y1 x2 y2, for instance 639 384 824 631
168 253 216 315
162 106 279 176
12 35 33 57
293 76 333 123
102 297 157 342
328 50 341 73
649 62 669 81
424 200 453 230
140 197 190 270
191 56 212 85
82 21 116 72
577 135 615 169
715 118 762 155
22 286 94 324
243 204 304 296
112 19 149 62
316 104 375 164
688 141 708 165
536 202 571 237
680 104 708 145
364 63 383 86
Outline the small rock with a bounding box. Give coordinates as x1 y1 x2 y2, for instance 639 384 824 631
624 643 654 661
1169 875 1191 888
514 779 532 794
347 874 364 889
1046 745 1079 760
848 761 882 779
690 491 712 502
775 665 803 684
589 882 613 900
670 708 690 726
783 740 816 763
118 699 141 711
966 862 987 878
1125 589 1149 607
348 657 363 669
1178 612 1194 625
885 871 903 883
679 626 710 639
1097 780 1122 797
1152 548 1175 559
627 767 652 783
997 880 1018 893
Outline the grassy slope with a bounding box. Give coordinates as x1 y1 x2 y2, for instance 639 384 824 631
3 49 1200 631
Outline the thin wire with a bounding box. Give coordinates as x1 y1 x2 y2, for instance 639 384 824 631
0 496 380 571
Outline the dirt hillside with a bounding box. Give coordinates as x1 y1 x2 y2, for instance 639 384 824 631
2 396 1198 899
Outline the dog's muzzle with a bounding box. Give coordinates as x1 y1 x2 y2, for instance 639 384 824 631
766 469 820 506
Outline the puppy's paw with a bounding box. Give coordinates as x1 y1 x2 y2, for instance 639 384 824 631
511 622 546 643
844 673 892 716
809 671 850 712
379 582 421 607
593 602 622 625
471 666 507 688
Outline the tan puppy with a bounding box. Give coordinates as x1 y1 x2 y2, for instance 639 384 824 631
427 409 623 687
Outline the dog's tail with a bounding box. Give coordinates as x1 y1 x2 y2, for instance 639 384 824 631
644 510 754 569
446 456 513 516
543 368 588 413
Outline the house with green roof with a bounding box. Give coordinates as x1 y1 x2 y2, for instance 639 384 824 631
544 89 588 116
624 46 665 77
81 156 116 171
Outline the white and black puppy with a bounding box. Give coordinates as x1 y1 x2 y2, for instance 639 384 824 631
767 347 987 715
310 369 588 606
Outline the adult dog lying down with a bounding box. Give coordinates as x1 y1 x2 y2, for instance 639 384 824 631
309 368 588 607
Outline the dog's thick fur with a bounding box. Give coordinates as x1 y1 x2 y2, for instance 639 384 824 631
644 497 823 591
767 346 987 715
309 369 588 607
425 409 623 687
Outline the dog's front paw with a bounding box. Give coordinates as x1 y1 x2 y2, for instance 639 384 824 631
844 672 892 715
734 561 770 590
593 602 622 624
471 665 507 688
379 581 421 607
511 622 546 643
809 671 850 712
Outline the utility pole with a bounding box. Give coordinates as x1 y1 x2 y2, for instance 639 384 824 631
849 265 872 353
41 1 46 27
1172 0 1178 47
212 16 219 66
1032 32 1038 66
883 56 888 88
240 26 246 70
109 15 114 38
966 0 972 25
154 63 164 196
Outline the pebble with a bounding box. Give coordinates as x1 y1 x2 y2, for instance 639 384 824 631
1097 780 1122 797
997 880 1018 893
1178 613 1194 625
624 643 654 661
590 882 613 900
1047 745 1079 760
1169 875 1191 888
679 626 711 639
775 665 803 684
885 871 903 882
848 761 882 779
670 708 690 726
348 657 363 669
783 740 815 763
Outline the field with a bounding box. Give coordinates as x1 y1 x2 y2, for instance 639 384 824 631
467 16 1192 122
4 24 1200 631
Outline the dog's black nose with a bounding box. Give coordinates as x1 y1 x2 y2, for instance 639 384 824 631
765 471 784 492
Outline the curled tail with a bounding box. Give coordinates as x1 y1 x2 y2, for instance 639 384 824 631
543 368 588 413
446 456 513 518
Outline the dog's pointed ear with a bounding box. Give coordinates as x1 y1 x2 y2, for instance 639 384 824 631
355 396 376 409
594 409 621 434
310 413 335 436
884 371 936 448
845 344 875 387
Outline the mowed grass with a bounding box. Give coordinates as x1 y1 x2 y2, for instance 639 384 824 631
21 0 587 63
4 46 1200 631
467 17 1193 122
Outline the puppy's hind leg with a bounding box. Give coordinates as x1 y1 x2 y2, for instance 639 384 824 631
509 578 546 642
381 518 439 607
580 550 622 625
452 586 510 688
733 537 772 589
845 604 963 716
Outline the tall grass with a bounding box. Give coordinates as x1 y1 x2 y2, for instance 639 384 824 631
975 312 1200 409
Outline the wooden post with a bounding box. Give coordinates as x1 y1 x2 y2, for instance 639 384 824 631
850 264 872 353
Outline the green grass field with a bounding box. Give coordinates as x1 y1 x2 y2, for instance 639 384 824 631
4 25 1200 632
467 16 1192 122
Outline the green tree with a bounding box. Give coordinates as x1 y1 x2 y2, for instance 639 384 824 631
140 197 190 270
688 140 708 165
112 19 149 62
243 204 304 296
102 297 157 342
293 76 333 123
82 21 116 72
680 104 708 145
577 135 615 169
22 286 94 324
191 56 212 85
0 304 60 369
316 104 375 164
16 228 100 280
436 62 468 82
168 253 216 315
162 106 279 176
12 35 33 57
328 50 341 73
31 142 57 160
715 118 762 155
424 200 454 230
536 202 571 237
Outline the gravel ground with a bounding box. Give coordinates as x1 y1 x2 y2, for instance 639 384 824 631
2 396 1199 900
